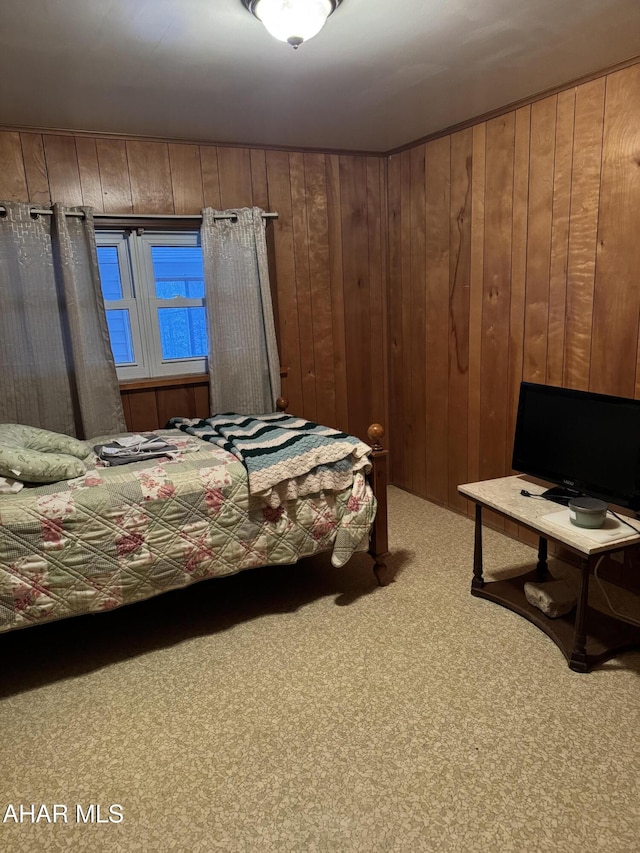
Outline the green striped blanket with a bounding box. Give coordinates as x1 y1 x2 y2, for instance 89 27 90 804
168 413 372 499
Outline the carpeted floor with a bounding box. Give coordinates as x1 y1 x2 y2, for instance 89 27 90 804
1 486 639 852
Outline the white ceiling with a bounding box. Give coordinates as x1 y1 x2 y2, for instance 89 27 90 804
1 0 639 153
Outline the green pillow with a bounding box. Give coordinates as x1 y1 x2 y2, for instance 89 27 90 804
0 424 94 484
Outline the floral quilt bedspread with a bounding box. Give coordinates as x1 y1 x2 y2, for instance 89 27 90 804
0 437 376 634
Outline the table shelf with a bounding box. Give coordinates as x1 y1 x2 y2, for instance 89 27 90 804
459 476 640 672
473 569 640 670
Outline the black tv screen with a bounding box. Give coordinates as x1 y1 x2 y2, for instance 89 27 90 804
511 382 640 510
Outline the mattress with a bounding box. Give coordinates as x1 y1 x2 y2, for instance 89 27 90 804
0 433 376 633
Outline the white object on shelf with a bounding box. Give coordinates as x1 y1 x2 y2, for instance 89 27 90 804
541 508 635 543
524 580 577 618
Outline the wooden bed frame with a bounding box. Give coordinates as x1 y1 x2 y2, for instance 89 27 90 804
366 423 392 586
275 398 392 587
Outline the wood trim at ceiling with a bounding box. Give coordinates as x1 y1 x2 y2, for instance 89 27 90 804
0 123 385 159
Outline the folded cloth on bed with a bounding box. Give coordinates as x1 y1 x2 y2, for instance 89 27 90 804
168 413 372 505
94 434 178 465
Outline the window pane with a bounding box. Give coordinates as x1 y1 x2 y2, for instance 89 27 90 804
97 246 123 300
158 307 207 360
106 309 135 364
151 246 204 298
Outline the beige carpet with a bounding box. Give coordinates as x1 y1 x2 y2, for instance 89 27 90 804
1 486 639 853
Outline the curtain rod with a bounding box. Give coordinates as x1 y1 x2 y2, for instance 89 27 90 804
94 212 279 221
0 207 278 221
0 206 82 218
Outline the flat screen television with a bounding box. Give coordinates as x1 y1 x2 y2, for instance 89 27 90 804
511 382 640 511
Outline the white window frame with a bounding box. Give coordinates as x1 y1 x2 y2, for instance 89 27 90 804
97 229 208 380
96 231 148 380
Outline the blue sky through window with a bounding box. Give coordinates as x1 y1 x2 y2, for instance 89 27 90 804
151 246 206 359
151 246 204 298
97 246 123 300
105 309 135 364
158 307 207 359
96 247 132 364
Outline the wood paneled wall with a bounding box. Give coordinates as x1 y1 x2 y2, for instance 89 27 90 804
119 376 210 433
388 62 640 518
0 133 387 442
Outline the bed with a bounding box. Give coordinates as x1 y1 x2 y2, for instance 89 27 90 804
0 414 390 635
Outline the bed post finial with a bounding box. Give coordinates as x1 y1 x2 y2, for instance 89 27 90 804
276 397 288 412
367 423 384 451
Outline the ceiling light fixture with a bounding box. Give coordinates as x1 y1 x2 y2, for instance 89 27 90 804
243 0 343 49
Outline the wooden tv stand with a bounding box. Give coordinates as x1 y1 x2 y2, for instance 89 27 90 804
458 476 640 672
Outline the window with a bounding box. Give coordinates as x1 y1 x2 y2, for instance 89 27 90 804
96 231 207 380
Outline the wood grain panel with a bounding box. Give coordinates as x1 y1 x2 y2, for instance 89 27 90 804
217 147 253 209
340 154 371 442
505 106 530 539
479 115 515 529
265 150 303 416
379 157 390 447
523 96 556 385
155 385 195 428
43 135 82 205
75 137 104 211
126 141 173 213
409 144 427 497
249 149 269 210
199 146 221 209
325 154 349 434
193 382 210 419
118 379 227 430
125 390 160 432
20 133 50 205
0 132 28 199
95 140 133 213
506 106 530 454
591 65 640 398
366 157 386 431
563 78 605 390
387 153 404 485
168 144 204 214
448 128 473 512
425 137 451 505
467 123 486 493
304 152 336 428
383 62 640 557
400 150 413 489
120 392 132 431
546 90 576 387
289 152 317 421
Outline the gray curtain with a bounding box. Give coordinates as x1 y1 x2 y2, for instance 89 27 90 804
200 207 280 414
0 201 126 438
